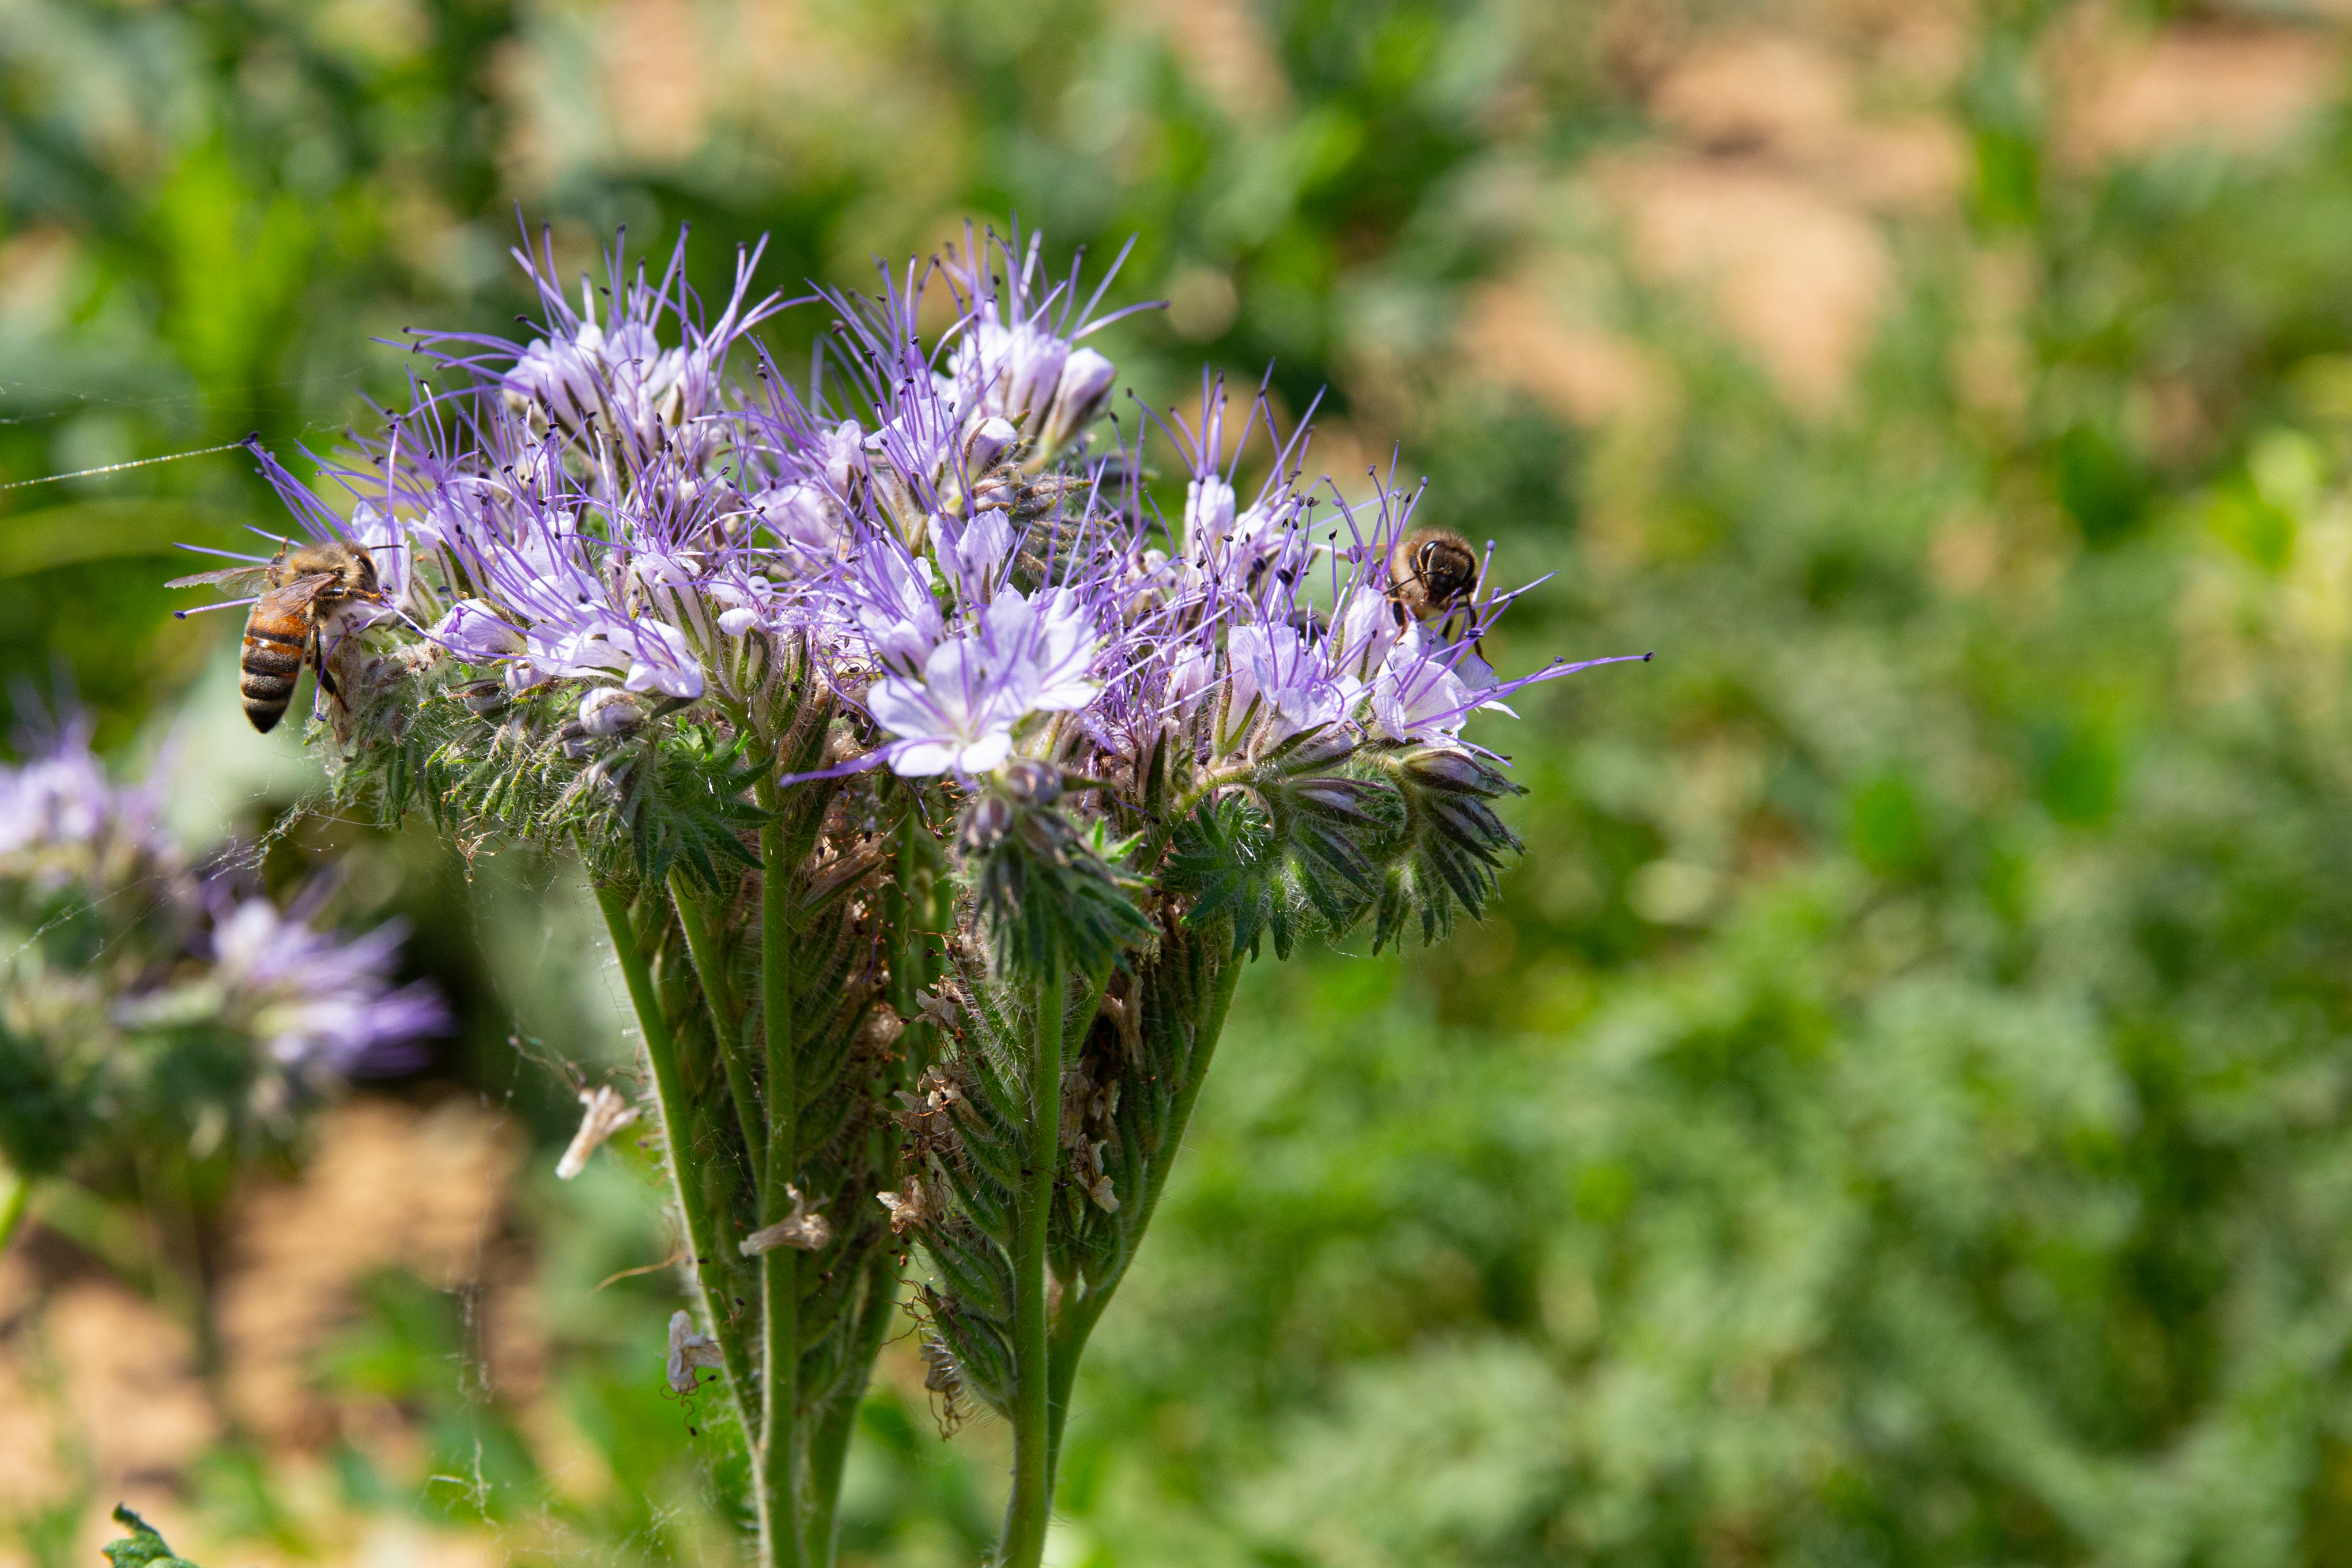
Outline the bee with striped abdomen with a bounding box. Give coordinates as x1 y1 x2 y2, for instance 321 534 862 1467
168 540 387 733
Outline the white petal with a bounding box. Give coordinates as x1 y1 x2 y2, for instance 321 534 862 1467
889 739 958 776
957 732 1014 774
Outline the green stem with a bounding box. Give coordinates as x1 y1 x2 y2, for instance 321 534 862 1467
1001 957 1068 1568
758 811 803 1568
802 1249 900 1564
670 870 767 1188
0 1167 31 1256
593 885 762 1482
796 794 932 1566
1044 951 1243 1476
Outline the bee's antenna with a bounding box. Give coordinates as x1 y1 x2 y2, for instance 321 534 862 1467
171 597 260 621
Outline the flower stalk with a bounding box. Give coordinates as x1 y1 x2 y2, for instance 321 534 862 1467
756 806 802 1566
1045 947 1244 1475
595 883 758 1439
1002 955 1067 1567
670 870 766 1181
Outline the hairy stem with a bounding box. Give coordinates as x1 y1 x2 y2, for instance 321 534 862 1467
1001 957 1069 1568
670 870 767 1188
758 813 803 1568
803 1248 901 1563
1044 952 1244 1476
592 883 759 1455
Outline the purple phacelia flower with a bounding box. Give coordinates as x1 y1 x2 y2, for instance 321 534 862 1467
850 535 949 674
869 636 1030 776
446 228 782 476
4 692 449 1091
866 585 1103 777
429 599 529 664
0 698 179 894
1221 623 1348 750
208 887 450 1078
941 227 1147 458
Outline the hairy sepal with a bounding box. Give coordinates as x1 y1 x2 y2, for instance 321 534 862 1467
1167 739 1404 959
1366 745 1526 951
966 799 1152 981
323 664 768 894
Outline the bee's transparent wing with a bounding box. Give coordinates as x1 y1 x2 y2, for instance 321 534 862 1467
164 564 271 591
251 572 342 617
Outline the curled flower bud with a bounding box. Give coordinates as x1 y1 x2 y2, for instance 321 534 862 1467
452 678 510 716
960 794 1013 854
578 686 645 736
430 599 528 662
1040 348 1115 453
964 415 1019 475
1401 745 1505 795
1001 758 1061 805
756 482 839 553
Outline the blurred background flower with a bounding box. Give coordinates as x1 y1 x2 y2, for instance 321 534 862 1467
11 1 2352 1566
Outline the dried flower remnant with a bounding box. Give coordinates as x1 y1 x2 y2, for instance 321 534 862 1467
740 1183 832 1254
178 222 1645 1568
877 1177 935 1234
556 1083 643 1179
666 1308 728 1395
919 1329 969 1439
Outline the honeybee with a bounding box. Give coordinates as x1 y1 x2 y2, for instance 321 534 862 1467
167 540 387 733
1387 527 1481 630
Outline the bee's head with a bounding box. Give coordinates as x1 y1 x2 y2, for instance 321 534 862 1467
343 542 386 603
1408 530 1478 603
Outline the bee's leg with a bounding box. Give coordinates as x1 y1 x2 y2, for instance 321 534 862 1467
311 628 342 704
1442 604 1487 662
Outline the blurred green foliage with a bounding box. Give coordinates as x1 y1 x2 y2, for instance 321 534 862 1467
12 1 2352 1565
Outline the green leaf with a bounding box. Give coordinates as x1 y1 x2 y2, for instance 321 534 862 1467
965 798 1152 980
104 1507 203 1568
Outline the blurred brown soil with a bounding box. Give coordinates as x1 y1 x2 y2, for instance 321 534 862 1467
1458 278 1669 429
1147 0 1293 126
2051 16 2341 168
0 1097 527 1568
1602 26 1962 414
1460 10 2340 422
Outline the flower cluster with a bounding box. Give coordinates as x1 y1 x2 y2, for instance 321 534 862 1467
221 228 1629 838
184 224 1642 1568
0 700 176 890
0 701 447 1181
